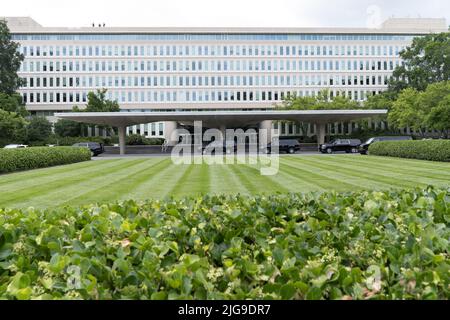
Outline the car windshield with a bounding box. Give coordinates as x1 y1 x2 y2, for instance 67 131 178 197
364 138 375 144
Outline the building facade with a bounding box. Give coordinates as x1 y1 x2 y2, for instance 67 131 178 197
4 17 447 138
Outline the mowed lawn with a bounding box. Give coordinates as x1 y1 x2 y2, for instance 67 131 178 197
0 155 449 208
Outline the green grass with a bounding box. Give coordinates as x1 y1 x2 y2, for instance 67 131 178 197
0 155 449 208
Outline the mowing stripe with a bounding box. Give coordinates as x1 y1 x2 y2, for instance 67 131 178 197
115 158 174 201
70 157 170 204
43 159 166 208
297 156 444 188
166 164 197 197
0 159 118 185
282 156 390 190
0 159 146 207
209 163 249 195
120 159 188 201
129 161 192 200
0 159 123 191
335 156 450 180
229 162 289 194
365 155 450 170
279 158 361 191
284 156 414 189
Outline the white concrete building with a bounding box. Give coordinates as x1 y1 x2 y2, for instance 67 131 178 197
4 17 447 139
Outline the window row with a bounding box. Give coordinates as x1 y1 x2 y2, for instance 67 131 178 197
19 59 402 73
12 33 415 42
22 89 384 104
21 73 391 89
19 44 406 58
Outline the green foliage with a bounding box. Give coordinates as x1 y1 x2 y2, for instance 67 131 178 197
0 147 91 174
427 102 450 137
0 109 27 147
73 89 119 112
279 89 359 110
388 81 450 136
388 88 423 133
0 187 448 299
54 119 82 137
124 134 164 145
0 20 24 94
25 117 52 143
389 32 450 94
369 140 450 162
364 92 395 111
0 93 27 117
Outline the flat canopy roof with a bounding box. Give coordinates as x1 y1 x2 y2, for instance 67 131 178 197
55 110 388 128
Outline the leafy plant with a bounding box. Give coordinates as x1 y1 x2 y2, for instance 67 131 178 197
0 187 448 300
369 140 450 162
0 146 91 174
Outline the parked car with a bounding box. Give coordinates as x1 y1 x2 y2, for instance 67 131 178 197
263 139 301 154
359 136 412 154
3 144 28 149
319 139 361 154
72 142 104 156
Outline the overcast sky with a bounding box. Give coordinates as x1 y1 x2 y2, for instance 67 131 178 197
2 0 449 28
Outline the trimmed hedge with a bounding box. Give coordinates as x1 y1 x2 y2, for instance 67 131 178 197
0 147 91 174
0 187 449 300
369 140 450 162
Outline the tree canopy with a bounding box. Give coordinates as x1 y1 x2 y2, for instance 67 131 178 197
0 20 24 95
0 109 27 146
388 32 450 94
0 92 28 116
54 119 82 137
73 89 120 112
388 81 450 137
25 116 53 143
278 90 359 110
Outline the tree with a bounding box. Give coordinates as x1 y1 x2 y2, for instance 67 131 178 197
25 117 53 143
0 20 24 94
388 88 426 135
0 109 27 146
0 92 28 116
388 32 450 94
278 90 359 110
74 89 120 112
364 92 395 110
54 119 82 137
427 101 450 138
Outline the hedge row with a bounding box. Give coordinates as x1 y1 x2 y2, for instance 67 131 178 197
24 135 165 147
369 140 450 162
0 187 449 300
0 147 91 174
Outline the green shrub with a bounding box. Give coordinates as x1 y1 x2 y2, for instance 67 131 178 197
368 140 450 161
0 147 91 174
123 134 164 145
16 135 113 147
0 187 449 300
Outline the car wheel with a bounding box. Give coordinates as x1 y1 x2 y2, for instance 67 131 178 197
351 148 358 153
326 148 332 154
288 147 295 154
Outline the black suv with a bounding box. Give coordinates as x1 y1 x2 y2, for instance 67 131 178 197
72 142 105 157
319 139 361 154
359 136 412 154
263 139 301 154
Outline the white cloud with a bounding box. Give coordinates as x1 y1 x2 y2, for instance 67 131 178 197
1 0 448 27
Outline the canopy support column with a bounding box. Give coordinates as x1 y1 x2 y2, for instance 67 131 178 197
317 123 326 147
118 126 126 155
